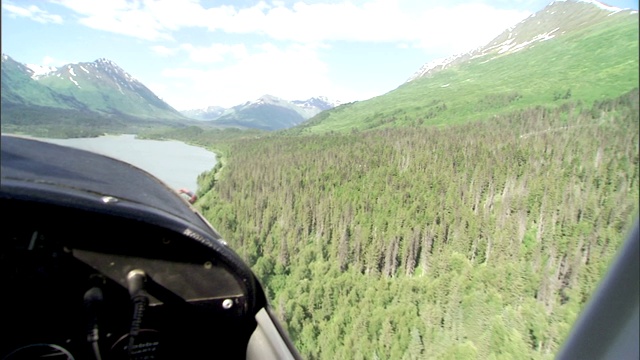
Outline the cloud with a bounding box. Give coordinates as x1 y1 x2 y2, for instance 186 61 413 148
51 0 172 40
2 3 63 24
38 0 533 109
41 55 67 67
151 42 249 63
151 45 178 57
51 0 529 54
221 1 531 54
414 3 532 54
179 43 249 63
157 42 332 109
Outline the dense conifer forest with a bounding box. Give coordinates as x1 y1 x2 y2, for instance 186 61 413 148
182 90 639 359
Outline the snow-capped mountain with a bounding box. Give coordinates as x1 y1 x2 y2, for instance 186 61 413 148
292 96 342 117
25 63 57 79
1 55 184 122
1 54 61 108
182 95 341 130
407 0 635 82
181 106 227 121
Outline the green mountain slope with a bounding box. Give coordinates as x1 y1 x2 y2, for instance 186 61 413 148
1 56 191 137
209 95 308 130
294 5 638 134
0 55 66 108
36 59 183 120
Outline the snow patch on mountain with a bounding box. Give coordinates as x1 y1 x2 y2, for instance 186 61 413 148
87 58 140 88
499 27 560 53
406 54 463 82
407 0 632 83
26 63 57 79
68 76 80 88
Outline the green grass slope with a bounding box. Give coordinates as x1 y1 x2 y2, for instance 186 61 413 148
36 64 185 120
295 13 638 134
1 57 191 137
0 56 67 108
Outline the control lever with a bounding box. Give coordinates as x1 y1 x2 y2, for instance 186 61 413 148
84 286 104 360
126 270 150 358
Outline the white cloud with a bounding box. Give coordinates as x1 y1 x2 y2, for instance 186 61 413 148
2 3 63 24
41 55 67 67
51 0 172 40
51 1 530 54
157 42 332 109
151 42 249 63
414 3 531 54
36 0 534 109
232 1 530 54
151 45 177 57
179 43 248 63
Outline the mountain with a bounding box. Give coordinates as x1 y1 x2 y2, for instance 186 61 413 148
1 55 62 107
293 0 638 134
211 95 308 130
181 106 227 121
291 96 342 118
407 0 633 81
1 55 188 136
182 95 340 130
35 58 183 118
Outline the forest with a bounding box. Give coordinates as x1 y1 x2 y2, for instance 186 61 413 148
158 89 640 358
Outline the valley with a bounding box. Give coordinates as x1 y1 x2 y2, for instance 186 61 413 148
165 89 640 359
1 0 638 358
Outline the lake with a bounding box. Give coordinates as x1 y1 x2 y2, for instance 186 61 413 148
32 134 217 192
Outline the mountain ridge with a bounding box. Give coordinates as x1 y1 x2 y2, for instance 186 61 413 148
181 95 342 130
2 53 342 133
406 0 636 82
1 54 189 136
292 0 638 134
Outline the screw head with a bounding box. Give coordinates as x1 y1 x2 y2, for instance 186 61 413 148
222 299 233 309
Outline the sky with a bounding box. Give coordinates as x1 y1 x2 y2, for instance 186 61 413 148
1 0 638 110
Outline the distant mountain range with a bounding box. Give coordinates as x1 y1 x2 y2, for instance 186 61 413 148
1 55 340 133
181 95 341 130
2 0 635 136
294 0 638 133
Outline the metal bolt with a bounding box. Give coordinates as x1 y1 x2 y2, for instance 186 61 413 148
222 299 233 309
101 196 118 204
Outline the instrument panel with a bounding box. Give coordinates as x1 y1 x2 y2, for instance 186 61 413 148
0 199 255 359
